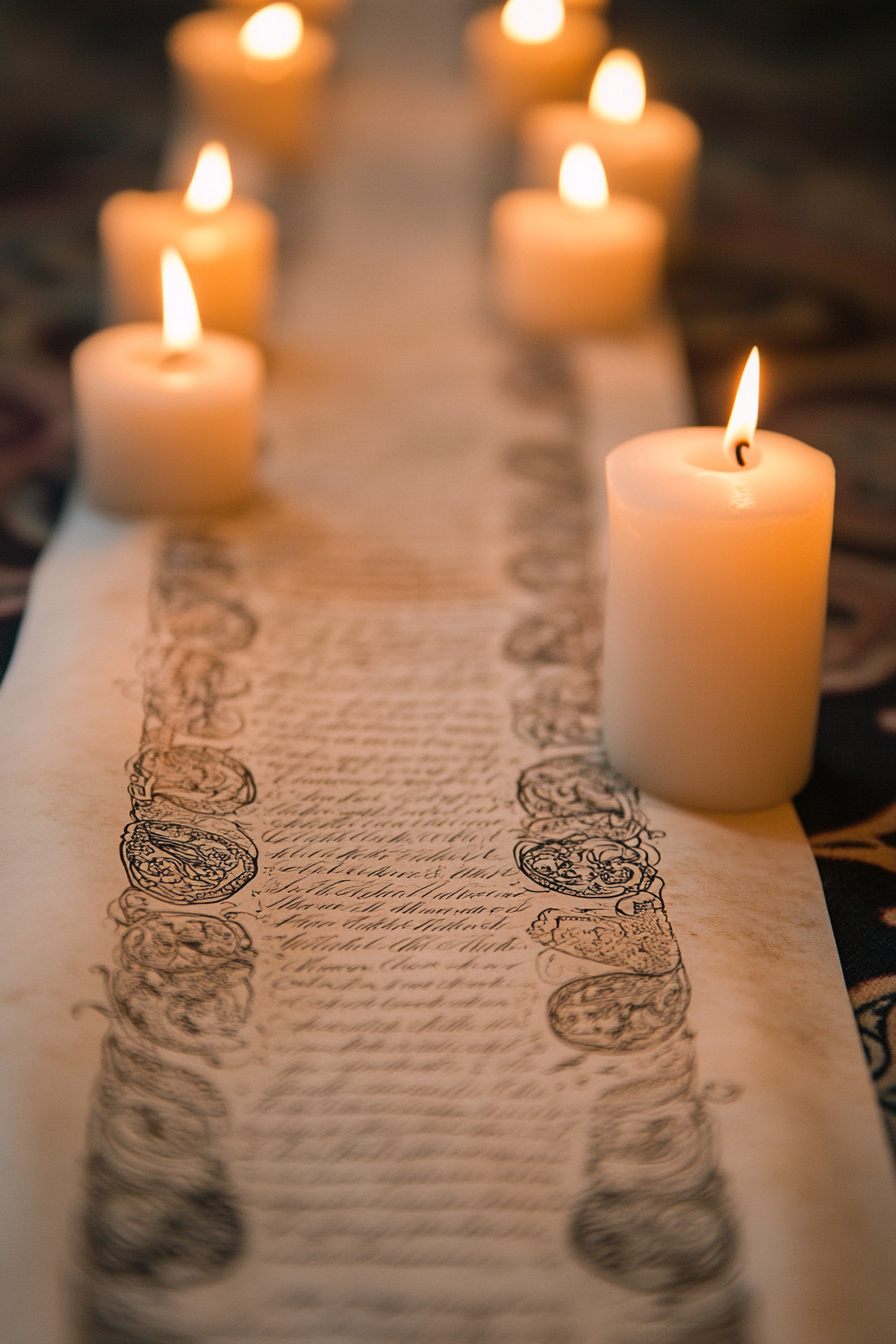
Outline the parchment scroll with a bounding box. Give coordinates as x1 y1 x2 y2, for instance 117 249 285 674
1 54 895 1344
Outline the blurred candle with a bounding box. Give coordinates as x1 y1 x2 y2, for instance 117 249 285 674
100 142 277 341
168 3 335 167
520 48 701 246
73 249 264 515
602 349 836 812
213 0 350 24
491 142 666 334
465 0 608 130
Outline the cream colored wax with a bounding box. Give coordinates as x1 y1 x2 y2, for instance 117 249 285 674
73 251 263 515
491 145 666 336
168 5 335 168
520 50 701 246
73 324 264 515
100 148 277 342
465 1 608 130
602 427 835 812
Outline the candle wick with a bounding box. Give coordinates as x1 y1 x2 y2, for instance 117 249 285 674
735 440 749 467
161 349 194 370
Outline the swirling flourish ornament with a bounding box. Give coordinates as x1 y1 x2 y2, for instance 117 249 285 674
502 353 747 1340
82 527 259 1298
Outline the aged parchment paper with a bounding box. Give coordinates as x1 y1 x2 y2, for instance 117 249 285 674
2 49 896 1344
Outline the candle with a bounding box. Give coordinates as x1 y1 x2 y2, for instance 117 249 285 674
465 0 609 130
73 249 264 516
520 49 701 246
213 0 350 24
490 142 666 335
168 3 335 168
602 350 836 813
100 143 277 342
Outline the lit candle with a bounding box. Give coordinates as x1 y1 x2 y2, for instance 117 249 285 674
100 143 277 342
213 0 350 24
465 0 609 130
602 349 836 812
168 3 335 168
72 249 264 515
520 49 701 246
490 142 666 335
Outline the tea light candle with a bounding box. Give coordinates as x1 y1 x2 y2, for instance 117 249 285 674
520 49 701 245
73 249 264 516
465 0 609 130
491 142 666 335
168 3 335 168
214 0 350 24
602 350 836 813
100 143 277 342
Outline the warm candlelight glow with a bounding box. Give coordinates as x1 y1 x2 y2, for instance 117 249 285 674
162 248 202 353
500 0 565 45
589 49 646 124
724 347 760 467
238 2 303 59
184 142 233 214
558 142 609 209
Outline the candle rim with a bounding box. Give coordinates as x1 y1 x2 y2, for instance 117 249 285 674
492 186 666 236
72 323 265 393
606 426 835 517
167 8 337 83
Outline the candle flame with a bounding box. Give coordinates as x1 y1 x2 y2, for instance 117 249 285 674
239 2 303 59
500 0 564 44
589 49 646 124
723 347 760 467
184 142 233 213
162 247 202 353
559 142 609 210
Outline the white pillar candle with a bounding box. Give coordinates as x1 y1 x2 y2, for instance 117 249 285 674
214 0 350 25
168 3 335 168
603 350 836 813
465 0 608 130
520 49 701 246
100 143 277 342
73 249 264 516
491 142 666 335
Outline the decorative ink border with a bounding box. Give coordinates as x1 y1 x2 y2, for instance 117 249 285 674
80 528 257 1295
502 350 749 1341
